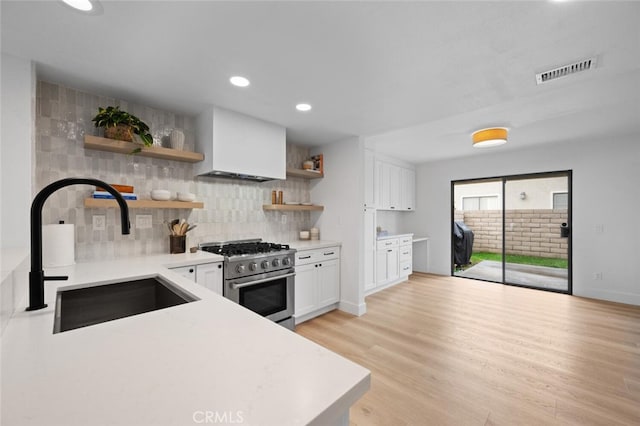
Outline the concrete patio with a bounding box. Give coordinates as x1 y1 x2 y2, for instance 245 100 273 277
456 260 569 291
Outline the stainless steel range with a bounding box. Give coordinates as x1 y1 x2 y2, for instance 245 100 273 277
199 239 296 330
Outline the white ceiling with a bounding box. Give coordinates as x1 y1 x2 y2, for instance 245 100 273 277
2 1 639 164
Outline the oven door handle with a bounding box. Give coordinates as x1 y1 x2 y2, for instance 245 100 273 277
231 272 296 290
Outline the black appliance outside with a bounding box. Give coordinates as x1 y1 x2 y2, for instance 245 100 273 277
453 221 474 266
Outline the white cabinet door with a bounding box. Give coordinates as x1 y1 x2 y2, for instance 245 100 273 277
388 164 401 210
387 247 400 281
294 263 317 318
170 265 196 282
317 259 340 307
376 160 387 209
376 247 399 284
377 161 403 211
402 168 416 211
196 262 223 295
364 149 376 208
364 208 377 291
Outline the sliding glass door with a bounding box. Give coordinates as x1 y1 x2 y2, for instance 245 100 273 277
452 171 571 294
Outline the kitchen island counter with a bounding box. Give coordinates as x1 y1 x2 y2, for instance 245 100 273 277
1 252 370 425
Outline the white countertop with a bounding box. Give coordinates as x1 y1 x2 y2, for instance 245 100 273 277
287 240 342 251
1 252 370 425
376 233 414 241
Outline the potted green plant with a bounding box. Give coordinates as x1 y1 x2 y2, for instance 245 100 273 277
92 106 153 152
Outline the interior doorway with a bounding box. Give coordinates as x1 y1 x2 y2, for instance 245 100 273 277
451 171 572 294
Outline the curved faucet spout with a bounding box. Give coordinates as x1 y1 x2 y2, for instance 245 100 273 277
27 178 131 311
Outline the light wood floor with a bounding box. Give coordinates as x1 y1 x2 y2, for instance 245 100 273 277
296 273 640 425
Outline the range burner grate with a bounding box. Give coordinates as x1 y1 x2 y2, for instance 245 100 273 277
201 241 290 257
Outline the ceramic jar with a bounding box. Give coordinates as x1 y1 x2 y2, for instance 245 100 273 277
170 128 185 150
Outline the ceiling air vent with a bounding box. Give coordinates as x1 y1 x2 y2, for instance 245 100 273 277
535 57 597 85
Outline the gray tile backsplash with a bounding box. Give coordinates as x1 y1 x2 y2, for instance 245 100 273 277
36 81 313 261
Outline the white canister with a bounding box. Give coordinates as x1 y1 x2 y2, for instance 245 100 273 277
310 227 319 240
170 128 185 150
299 230 310 240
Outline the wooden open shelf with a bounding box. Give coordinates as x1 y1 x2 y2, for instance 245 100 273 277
263 204 324 212
286 167 324 179
84 135 204 163
85 198 204 209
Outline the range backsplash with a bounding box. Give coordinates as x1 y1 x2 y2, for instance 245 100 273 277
35 80 313 261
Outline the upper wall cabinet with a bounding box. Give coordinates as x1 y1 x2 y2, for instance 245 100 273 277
401 168 416 211
367 152 415 211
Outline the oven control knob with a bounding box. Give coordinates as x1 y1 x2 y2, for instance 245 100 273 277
272 258 280 267
282 257 291 266
249 262 258 271
261 260 270 269
236 264 245 274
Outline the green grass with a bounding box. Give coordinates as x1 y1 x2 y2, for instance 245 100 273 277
470 252 568 269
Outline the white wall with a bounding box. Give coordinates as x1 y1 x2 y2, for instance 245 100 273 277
404 135 640 305
1 53 35 336
311 137 366 316
1 53 35 249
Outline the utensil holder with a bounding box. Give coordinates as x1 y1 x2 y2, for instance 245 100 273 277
170 235 186 254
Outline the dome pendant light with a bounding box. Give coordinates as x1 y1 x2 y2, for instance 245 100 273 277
472 127 508 148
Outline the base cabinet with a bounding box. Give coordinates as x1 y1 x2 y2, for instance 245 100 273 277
294 246 340 325
367 235 413 296
317 259 340 307
294 263 318 318
376 247 399 284
170 262 223 296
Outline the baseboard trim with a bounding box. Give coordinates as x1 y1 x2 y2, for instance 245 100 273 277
574 288 640 307
338 300 367 316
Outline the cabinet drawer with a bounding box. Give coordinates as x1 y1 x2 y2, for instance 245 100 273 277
296 246 340 265
295 250 319 265
399 246 412 262
400 261 412 276
377 239 399 250
399 235 413 245
319 247 340 261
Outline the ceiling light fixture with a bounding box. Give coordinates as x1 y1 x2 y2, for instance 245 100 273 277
296 103 312 112
229 76 250 87
471 127 508 148
61 0 93 11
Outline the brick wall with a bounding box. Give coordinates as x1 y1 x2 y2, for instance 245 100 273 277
455 209 568 259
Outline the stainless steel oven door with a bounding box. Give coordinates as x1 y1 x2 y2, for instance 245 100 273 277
224 268 294 323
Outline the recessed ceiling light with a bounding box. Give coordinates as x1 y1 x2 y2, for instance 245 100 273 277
62 0 93 11
230 76 250 87
296 103 312 112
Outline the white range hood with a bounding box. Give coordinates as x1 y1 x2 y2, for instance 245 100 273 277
195 106 286 182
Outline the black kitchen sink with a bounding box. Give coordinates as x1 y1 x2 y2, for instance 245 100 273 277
53 276 198 333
